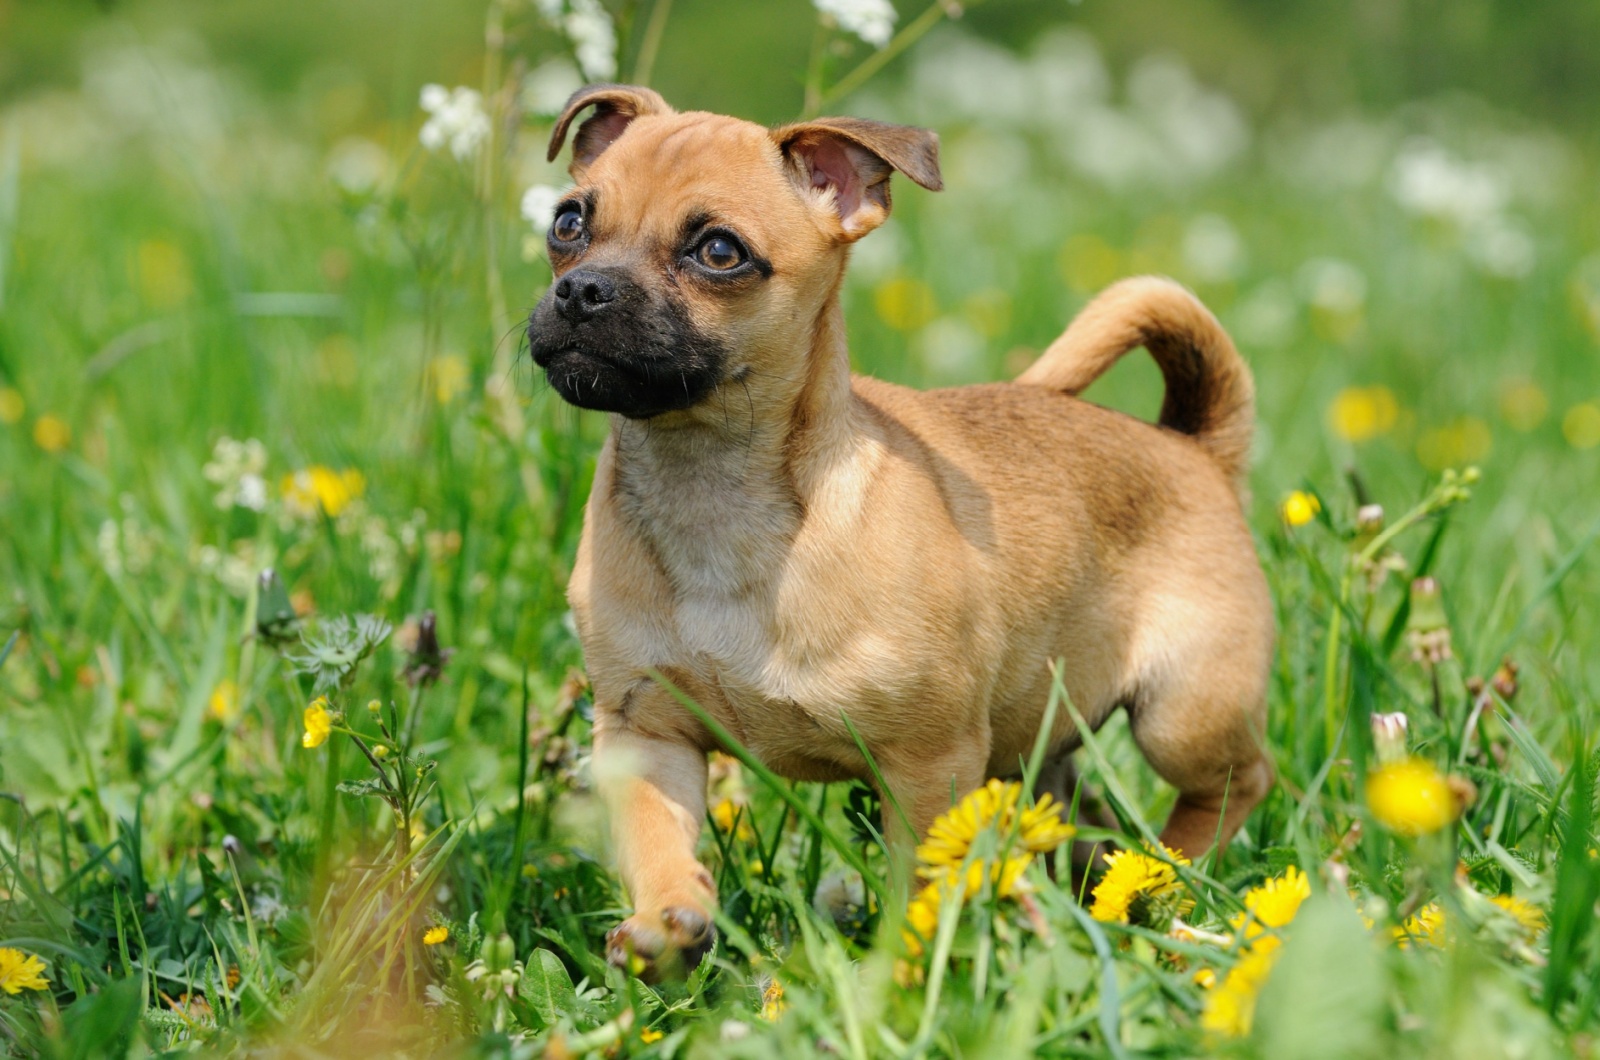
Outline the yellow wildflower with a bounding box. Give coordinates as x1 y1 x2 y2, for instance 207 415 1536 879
710 797 754 841
428 355 470 404
640 1027 664 1044
874 276 937 332
1328 385 1399 442
1193 967 1217 989
423 926 449 946
208 679 239 722
1280 490 1320 528
33 414 71 453
917 779 1075 874
302 696 333 749
1417 417 1492 471
1565 402 1600 450
1201 945 1278 1037
1089 845 1190 925
281 466 366 519
0 947 49 994
901 856 1031 957
1499 381 1548 432
0 387 23 425
759 978 786 1021
1393 902 1446 948
1490 895 1545 938
1231 866 1311 945
1366 757 1458 836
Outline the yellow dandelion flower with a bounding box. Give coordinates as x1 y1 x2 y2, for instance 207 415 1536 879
302 696 333 749
640 1027 664 1044
33 414 71 453
1089 845 1190 925
0 947 50 994
1498 381 1548 432
423 925 449 946
208 679 239 723
1366 757 1458 836
0 387 24 425
1231 866 1312 943
1490 895 1545 938
902 881 943 957
1194 967 1217 990
874 276 937 332
759 979 786 1021
916 779 1075 875
1280 490 1321 528
281 466 366 519
1393 902 1446 948
428 355 470 404
1328 385 1399 442
1201 945 1278 1037
1565 402 1600 450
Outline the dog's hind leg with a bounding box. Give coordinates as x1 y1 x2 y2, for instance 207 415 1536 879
1126 668 1274 861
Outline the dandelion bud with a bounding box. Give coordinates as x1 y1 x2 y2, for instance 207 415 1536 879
402 610 454 688
255 568 300 646
485 933 516 972
1371 712 1409 764
1405 577 1453 665
1447 774 1478 816
1355 504 1385 535
1491 657 1520 701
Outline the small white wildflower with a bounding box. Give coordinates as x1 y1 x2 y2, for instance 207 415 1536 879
520 184 567 230
814 0 897 48
235 474 268 512
1182 213 1245 282
326 137 389 193
1300 257 1367 315
522 58 584 117
565 0 618 80
720 1020 752 1042
204 436 270 511
1390 139 1505 226
97 520 124 579
1466 215 1536 279
418 84 491 161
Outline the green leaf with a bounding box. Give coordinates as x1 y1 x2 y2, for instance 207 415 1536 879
335 777 389 799
520 947 579 1031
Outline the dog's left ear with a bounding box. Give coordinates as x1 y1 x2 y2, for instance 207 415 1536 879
772 118 942 241
547 83 673 177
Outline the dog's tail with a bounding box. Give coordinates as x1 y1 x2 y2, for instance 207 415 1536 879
1017 276 1255 498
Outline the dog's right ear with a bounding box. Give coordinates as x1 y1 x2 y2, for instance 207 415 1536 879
547 83 673 177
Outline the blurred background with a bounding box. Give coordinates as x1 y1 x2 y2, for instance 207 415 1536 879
2 2 1598 1053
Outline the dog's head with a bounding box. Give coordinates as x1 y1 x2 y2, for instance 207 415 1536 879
527 84 942 420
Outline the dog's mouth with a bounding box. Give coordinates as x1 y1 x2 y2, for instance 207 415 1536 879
530 338 724 419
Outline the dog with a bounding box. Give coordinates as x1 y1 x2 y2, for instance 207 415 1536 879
526 84 1275 979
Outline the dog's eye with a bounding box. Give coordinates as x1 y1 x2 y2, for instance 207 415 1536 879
695 236 744 271
551 209 585 243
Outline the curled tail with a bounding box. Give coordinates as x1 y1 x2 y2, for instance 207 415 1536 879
1017 276 1255 498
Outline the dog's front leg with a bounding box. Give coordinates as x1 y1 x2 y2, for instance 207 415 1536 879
877 741 990 885
595 724 716 980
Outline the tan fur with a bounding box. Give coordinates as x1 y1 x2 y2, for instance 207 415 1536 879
543 88 1276 976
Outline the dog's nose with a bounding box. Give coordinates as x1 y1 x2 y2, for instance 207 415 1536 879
553 269 617 323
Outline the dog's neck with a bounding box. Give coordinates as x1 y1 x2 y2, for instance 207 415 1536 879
607 297 861 598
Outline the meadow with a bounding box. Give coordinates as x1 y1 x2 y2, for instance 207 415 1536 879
2 1 1600 1056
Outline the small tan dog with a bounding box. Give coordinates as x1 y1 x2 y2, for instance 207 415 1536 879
528 84 1274 978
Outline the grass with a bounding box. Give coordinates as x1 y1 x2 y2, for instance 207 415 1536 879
3 2 1600 1056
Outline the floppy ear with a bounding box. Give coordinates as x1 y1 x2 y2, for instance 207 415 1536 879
771 117 943 240
546 83 673 177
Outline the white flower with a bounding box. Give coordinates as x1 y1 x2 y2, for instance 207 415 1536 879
203 436 270 511
1390 139 1505 225
814 0 896 48
1466 215 1535 279
1300 257 1367 315
565 0 618 80
326 137 389 193
418 84 491 161
520 184 568 230
522 58 584 117
1182 214 1245 282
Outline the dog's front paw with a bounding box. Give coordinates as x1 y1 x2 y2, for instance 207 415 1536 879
605 905 715 982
